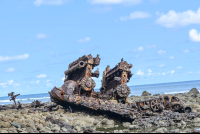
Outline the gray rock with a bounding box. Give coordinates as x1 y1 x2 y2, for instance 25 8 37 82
11 122 21 128
113 130 118 133
142 91 151 96
128 125 139 130
51 124 60 131
170 129 180 133
187 88 199 96
118 130 123 133
123 122 131 128
0 130 8 133
176 123 182 127
154 128 168 133
1 122 11 128
193 118 200 123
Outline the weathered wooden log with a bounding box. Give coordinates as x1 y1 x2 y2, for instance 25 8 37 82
64 61 86 75
68 55 88 69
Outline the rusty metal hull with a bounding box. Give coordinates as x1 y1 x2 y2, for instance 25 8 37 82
49 87 192 120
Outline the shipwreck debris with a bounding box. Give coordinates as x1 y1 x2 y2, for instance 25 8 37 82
8 92 20 107
49 54 194 121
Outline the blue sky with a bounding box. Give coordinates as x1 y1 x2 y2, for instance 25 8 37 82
0 0 200 97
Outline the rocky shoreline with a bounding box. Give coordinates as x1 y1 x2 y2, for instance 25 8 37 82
1 88 200 133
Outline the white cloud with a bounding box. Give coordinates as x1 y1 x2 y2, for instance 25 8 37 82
77 37 91 43
183 49 189 53
36 74 47 78
8 80 14 85
162 73 165 75
120 11 151 21
145 45 156 48
189 29 200 42
198 71 200 73
158 50 166 55
176 66 183 69
30 80 40 84
156 8 200 28
0 83 7 86
47 80 50 82
133 45 156 52
34 0 68 6
148 69 153 76
46 83 52 87
159 64 165 67
137 70 144 76
169 56 174 59
36 33 47 39
0 54 29 62
62 77 65 81
170 70 175 74
15 84 20 86
87 0 143 5
5 67 16 72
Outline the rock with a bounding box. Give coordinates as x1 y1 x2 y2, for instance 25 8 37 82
142 91 151 96
0 130 8 133
51 124 60 131
39 128 53 133
106 120 114 125
128 125 139 130
8 128 18 133
122 129 129 133
118 130 123 133
1 116 9 122
26 127 39 133
170 129 180 133
176 123 181 127
182 129 192 133
181 120 186 126
1 122 11 128
122 122 131 128
74 126 82 132
113 130 118 133
187 88 199 95
11 122 21 128
193 118 200 123
154 128 168 133
61 127 69 132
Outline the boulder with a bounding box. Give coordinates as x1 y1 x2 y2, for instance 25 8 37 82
122 122 131 128
128 125 139 130
187 88 199 95
11 122 21 128
0 130 8 133
1 122 11 128
154 127 168 133
142 91 151 96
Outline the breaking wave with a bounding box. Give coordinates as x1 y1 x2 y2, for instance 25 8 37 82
0 97 50 103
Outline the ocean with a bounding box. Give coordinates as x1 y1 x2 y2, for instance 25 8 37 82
0 80 200 105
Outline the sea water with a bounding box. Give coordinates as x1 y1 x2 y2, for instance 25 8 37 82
0 80 200 105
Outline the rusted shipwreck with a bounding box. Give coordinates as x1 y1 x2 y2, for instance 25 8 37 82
49 54 193 120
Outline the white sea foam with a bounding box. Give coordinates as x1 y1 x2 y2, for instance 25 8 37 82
0 97 50 103
164 90 189 94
